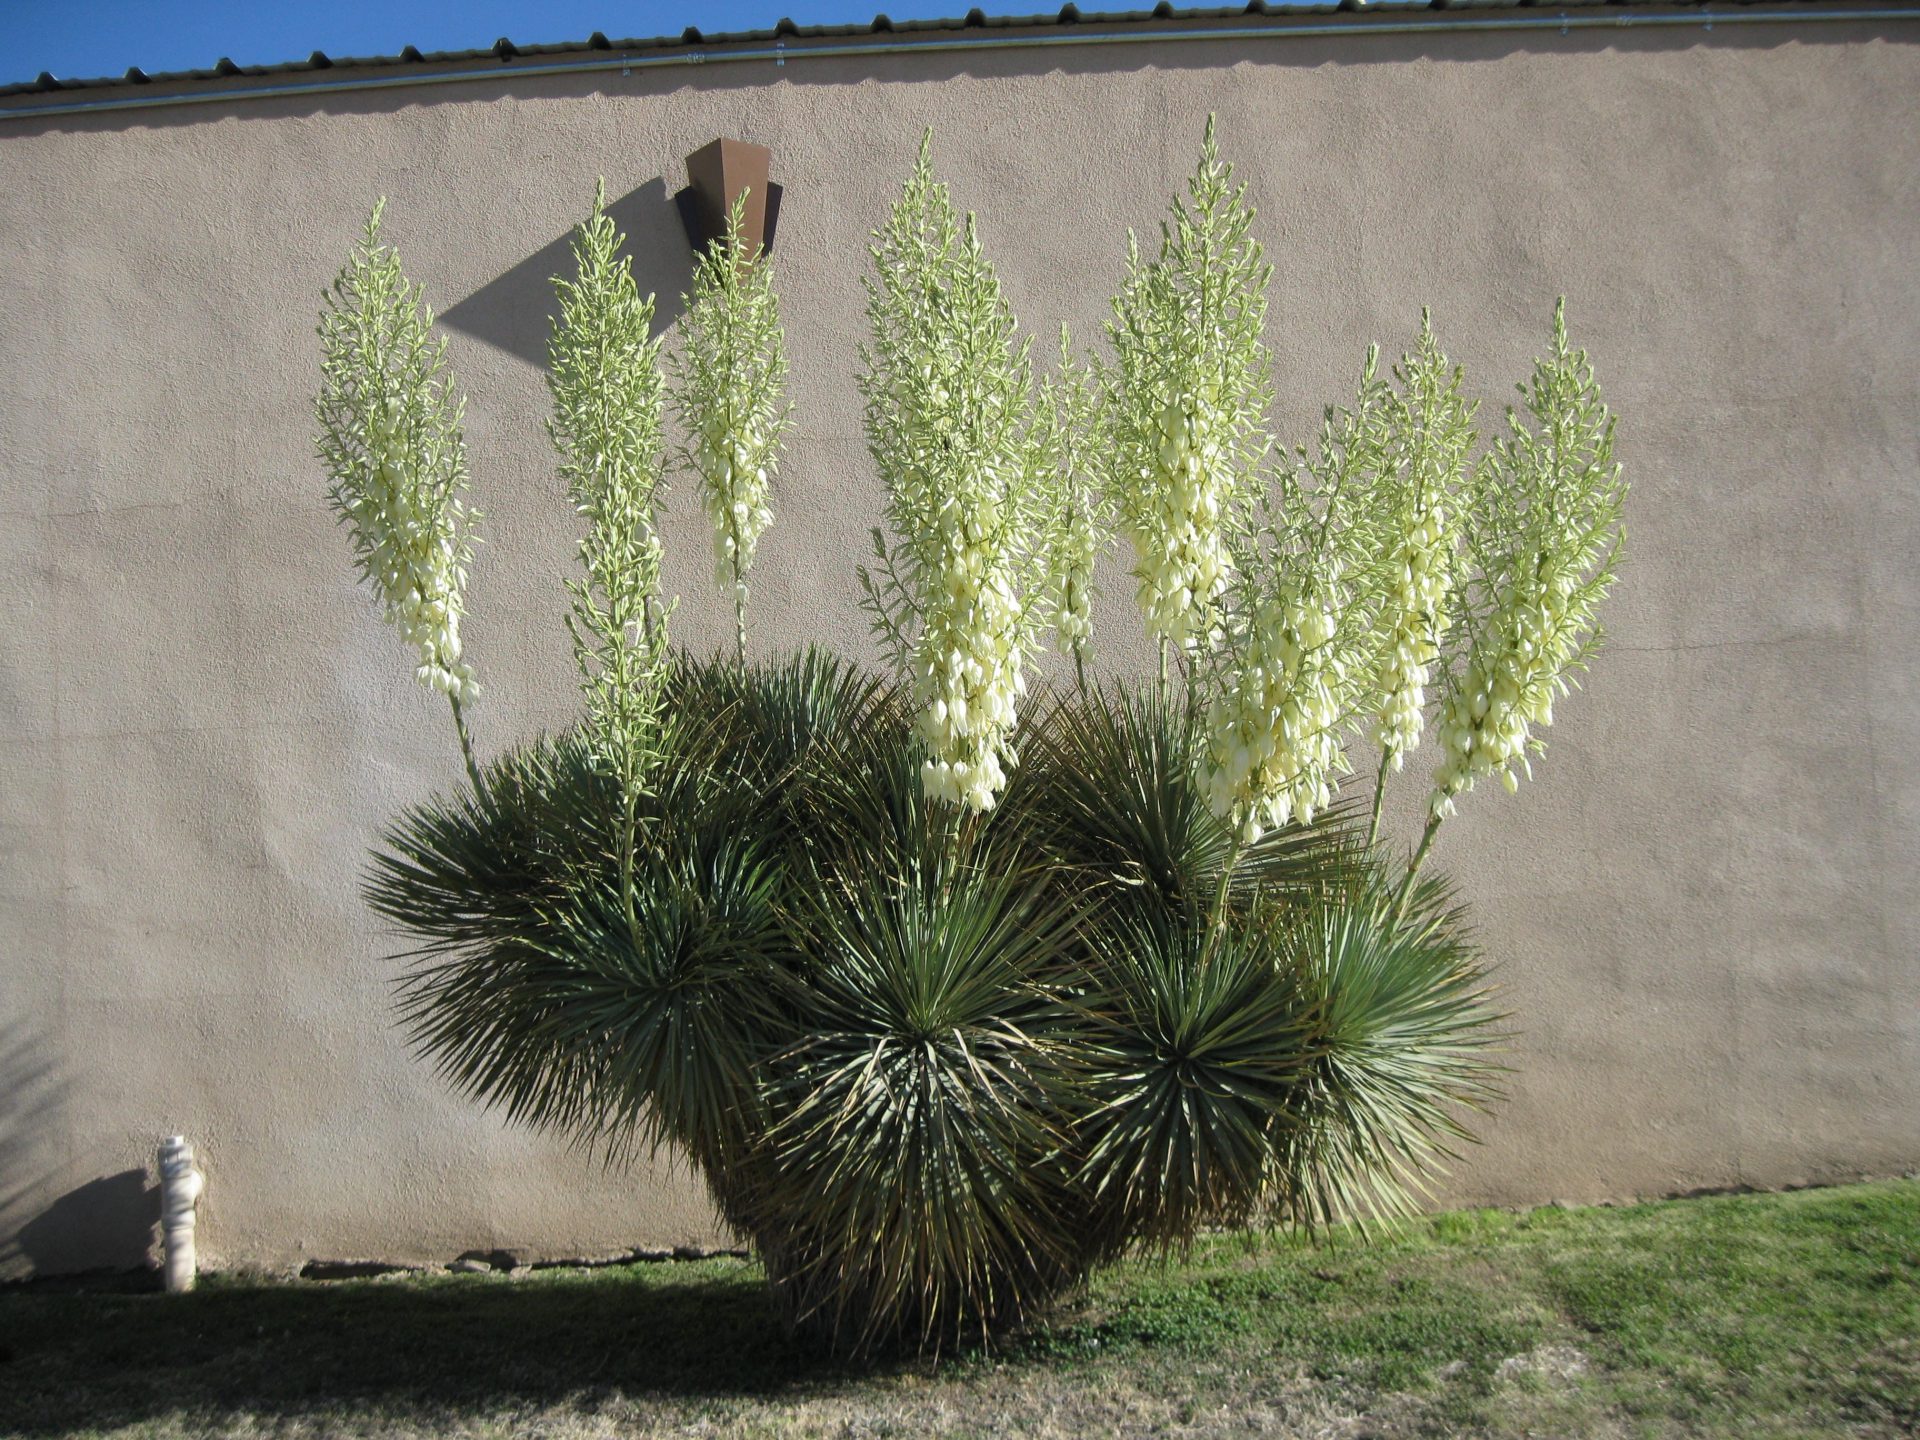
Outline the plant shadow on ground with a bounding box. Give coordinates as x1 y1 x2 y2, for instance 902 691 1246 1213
2 1181 1916 1439
0 1257 837 1435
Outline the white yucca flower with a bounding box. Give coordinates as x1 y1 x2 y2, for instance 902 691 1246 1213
672 191 791 665
1201 352 1392 844
1372 314 1476 778
1104 117 1273 664
1429 302 1625 820
547 181 671 810
317 199 483 784
857 132 1049 814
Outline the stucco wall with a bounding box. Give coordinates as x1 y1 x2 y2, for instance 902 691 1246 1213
3 15 1916 1278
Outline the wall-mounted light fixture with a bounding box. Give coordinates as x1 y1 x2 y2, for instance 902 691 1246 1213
675 138 782 258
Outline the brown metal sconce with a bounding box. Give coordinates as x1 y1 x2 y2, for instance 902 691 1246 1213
675 138 783 258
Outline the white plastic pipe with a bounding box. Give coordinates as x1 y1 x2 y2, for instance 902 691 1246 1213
157 1135 204 1293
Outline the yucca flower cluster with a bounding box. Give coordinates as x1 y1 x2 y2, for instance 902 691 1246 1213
1039 328 1110 675
1204 577 1351 841
697 415 774 603
1054 508 1099 652
1202 357 1391 843
1372 316 1475 773
857 135 1048 813
353 399 477 700
1375 514 1445 762
1429 303 1625 819
1430 577 1572 812
912 558 1026 811
1132 386 1235 648
1105 119 1272 659
673 192 791 664
316 201 482 781
547 182 672 806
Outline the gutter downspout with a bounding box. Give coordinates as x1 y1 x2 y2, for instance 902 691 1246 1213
3 7 1918 123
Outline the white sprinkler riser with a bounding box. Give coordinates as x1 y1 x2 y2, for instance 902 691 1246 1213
157 1136 204 1294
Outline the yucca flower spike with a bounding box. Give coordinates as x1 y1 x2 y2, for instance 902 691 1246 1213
1201 350 1393 845
1373 314 1475 773
857 132 1051 814
547 179 673 853
673 190 791 666
1104 116 1274 668
1039 325 1111 686
1429 301 1624 824
316 199 483 788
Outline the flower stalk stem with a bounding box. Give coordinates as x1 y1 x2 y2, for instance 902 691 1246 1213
1392 813 1444 926
619 790 640 949
1199 835 1243 971
733 555 748 668
1366 745 1393 851
448 692 484 798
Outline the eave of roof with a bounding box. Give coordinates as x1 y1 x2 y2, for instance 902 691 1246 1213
0 1 1892 102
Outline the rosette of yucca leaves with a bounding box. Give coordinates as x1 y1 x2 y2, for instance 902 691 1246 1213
1068 904 1316 1254
665 646 897 809
372 734 614 999
1274 877 1504 1233
375 732 788 1171
758 858 1085 1353
1001 682 1366 920
316 200 483 789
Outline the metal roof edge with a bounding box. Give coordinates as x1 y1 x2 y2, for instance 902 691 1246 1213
0 2 1904 106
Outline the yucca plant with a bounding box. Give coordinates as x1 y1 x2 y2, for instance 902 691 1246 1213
330 131 1622 1359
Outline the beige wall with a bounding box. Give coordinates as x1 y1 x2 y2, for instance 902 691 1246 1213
3 16 1917 1278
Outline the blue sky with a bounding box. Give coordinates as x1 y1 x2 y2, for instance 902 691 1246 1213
0 1 996 87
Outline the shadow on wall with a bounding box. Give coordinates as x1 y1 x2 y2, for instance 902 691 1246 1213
440 175 691 367
0 1020 157 1281
10 1171 157 1279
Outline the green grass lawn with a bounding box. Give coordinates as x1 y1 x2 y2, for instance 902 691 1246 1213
2 1180 1914 1438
